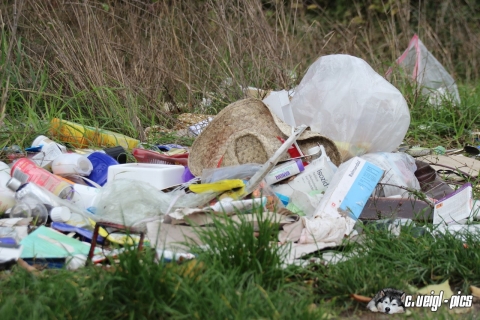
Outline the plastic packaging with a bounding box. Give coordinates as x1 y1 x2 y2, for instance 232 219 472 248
264 159 304 185
201 163 262 184
90 179 166 227
86 152 119 186
250 180 285 212
288 54 410 161
132 148 189 166
52 153 93 177
31 135 67 153
182 167 196 182
50 118 140 150
360 152 420 197
272 149 335 198
0 162 16 213
107 163 185 190
388 34 460 107
207 197 267 214
11 158 74 199
30 135 67 170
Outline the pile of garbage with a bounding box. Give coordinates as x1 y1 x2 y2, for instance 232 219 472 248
0 36 476 271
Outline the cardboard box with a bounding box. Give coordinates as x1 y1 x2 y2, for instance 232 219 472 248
316 157 384 220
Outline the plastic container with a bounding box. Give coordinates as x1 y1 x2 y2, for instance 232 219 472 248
6 178 92 228
30 135 66 169
103 146 127 164
0 162 16 213
50 118 140 150
132 148 189 166
85 152 119 186
50 206 72 222
6 180 49 226
264 159 305 185
107 163 185 190
52 153 93 176
32 135 67 153
10 158 74 199
69 184 101 211
10 201 48 226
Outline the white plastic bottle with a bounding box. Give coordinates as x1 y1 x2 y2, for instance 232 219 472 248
0 161 16 213
52 153 93 176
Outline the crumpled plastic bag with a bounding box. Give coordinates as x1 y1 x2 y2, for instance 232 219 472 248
360 152 421 197
201 163 262 183
288 54 410 161
390 34 460 107
91 179 166 228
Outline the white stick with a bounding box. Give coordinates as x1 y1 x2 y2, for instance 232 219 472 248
244 125 307 194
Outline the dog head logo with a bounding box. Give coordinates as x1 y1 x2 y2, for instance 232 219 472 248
366 288 406 314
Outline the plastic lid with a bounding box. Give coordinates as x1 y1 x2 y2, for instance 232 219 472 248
50 206 72 222
6 177 22 192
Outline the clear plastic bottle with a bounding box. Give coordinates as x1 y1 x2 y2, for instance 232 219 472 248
7 178 49 226
6 178 92 227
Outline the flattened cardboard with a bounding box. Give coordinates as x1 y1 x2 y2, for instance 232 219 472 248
418 155 480 179
146 222 210 252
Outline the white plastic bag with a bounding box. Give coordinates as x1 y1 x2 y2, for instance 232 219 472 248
91 180 220 228
389 34 460 106
288 54 410 161
360 152 420 197
91 179 166 228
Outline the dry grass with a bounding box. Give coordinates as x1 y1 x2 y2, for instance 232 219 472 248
0 0 479 131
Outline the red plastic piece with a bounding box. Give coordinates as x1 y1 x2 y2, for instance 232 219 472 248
132 148 189 166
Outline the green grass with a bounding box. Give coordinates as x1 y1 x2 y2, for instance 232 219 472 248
1 1 480 319
403 83 480 149
1 216 480 319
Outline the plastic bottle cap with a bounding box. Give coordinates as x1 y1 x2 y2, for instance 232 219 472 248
50 206 72 222
6 178 22 192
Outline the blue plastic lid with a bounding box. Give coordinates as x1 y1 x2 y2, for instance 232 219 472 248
86 152 118 186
